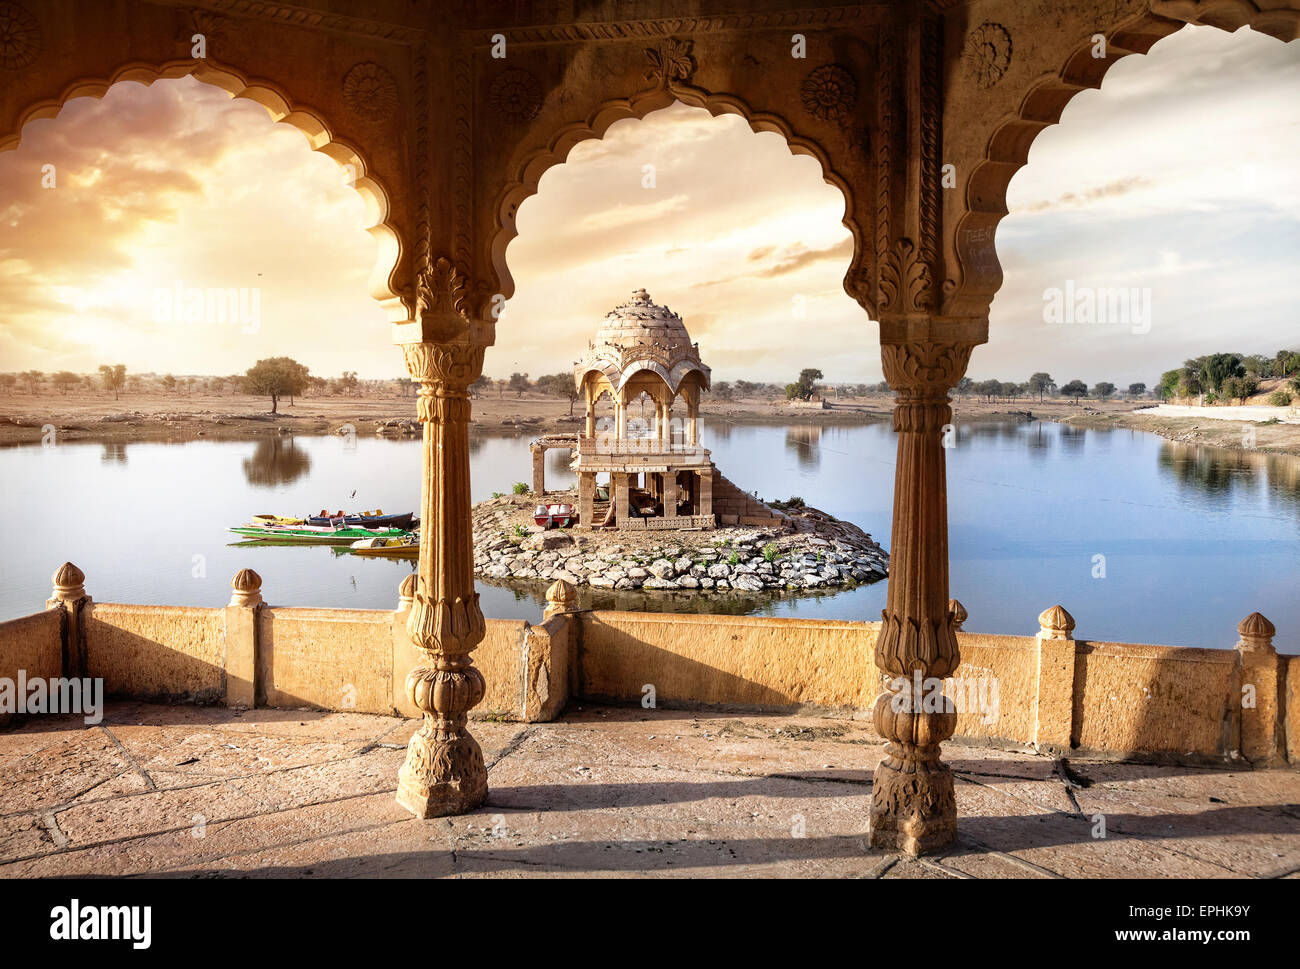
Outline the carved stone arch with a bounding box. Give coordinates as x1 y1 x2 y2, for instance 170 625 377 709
1 57 412 324
943 0 1300 320
486 85 866 315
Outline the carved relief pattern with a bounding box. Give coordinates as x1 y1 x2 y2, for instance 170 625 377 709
873 30 894 312
800 64 857 125
182 10 235 53
453 48 473 271
413 44 430 311
470 6 875 43
877 238 933 315
415 256 468 320
644 37 696 86
879 340 974 399
489 67 542 122
964 22 1012 89
400 335 483 390
0 1 41 69
919 18 943 304
343 61 399 122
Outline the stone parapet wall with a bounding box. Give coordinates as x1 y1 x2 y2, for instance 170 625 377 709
8 574 1294 767
85 603 226 703
0 609 63 727
577 611 1295 766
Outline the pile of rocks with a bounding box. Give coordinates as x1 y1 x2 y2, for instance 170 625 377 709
472 495 888 595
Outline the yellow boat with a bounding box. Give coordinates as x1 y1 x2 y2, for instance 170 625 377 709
252 514 306 526
349 536 419 560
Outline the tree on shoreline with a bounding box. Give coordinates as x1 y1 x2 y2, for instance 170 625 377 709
784 368 823 401
22 370 42 394
244 356 309 415
1028 372 1054 402
97 364 127 400
1060 380 1088 404
535 372 581 416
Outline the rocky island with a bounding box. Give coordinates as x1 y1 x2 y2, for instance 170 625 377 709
472 492 888 593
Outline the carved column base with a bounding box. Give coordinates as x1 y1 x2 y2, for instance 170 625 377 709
868 748 957 856
397 718 488 818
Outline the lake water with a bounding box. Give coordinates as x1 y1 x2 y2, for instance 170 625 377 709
2 420 1297 651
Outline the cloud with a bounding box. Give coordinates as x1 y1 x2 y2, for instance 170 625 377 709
0 27 1295 389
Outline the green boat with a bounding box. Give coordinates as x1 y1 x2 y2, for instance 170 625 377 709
228 523 414 545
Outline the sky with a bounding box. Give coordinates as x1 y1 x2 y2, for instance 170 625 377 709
0 24 1295 388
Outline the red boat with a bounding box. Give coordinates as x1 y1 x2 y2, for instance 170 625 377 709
534 502 576 528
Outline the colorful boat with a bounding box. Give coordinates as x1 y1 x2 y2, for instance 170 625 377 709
349 536 420 560
533 503 577 528
228 523 414 545
252 514 306 526
305 509 416 530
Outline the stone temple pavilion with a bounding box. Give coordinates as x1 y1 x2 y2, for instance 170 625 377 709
570 289 715 529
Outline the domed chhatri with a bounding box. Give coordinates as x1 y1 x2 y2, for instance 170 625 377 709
572 288 715 530
575 288 711 396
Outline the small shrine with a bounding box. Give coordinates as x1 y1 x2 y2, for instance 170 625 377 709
571 288 715 529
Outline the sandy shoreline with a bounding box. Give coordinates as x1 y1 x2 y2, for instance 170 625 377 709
2 390 1297 456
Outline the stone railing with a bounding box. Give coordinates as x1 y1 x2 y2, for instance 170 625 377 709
4 566 1295 767
577 436 705 458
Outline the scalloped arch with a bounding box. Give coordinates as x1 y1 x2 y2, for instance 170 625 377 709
491 84 865 311
0 58 407 322
951 2 1300 317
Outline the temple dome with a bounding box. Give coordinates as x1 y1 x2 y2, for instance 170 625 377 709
575 288 710 394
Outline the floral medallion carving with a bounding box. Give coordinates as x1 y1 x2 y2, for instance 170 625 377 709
343 62 399 122
801 64 857 125
0 1 41 70
488 68 542 123
644 38 695 86
964 22 1012 89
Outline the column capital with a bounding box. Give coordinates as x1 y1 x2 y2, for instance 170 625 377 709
401 341 487 423
879 339 976 397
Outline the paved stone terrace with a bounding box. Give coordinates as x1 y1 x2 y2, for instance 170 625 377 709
2 703 1298 878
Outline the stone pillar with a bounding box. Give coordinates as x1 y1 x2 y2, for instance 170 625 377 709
698 468 713 519
615 398 626 441
578 472 595 529
585 398 595 438
1034 604 1077 754
395 336 489 818
662 471 680 518
46 562 90 679
868 339 973 856
531 445 545 495
225 568 262 709
688 401 699 447
612 472 631 526
1236 612 1283 766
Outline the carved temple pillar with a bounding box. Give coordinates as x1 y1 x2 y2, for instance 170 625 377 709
392 256 492 819
868 337 975 856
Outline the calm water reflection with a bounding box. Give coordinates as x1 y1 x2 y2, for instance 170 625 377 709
2 420 1296 650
